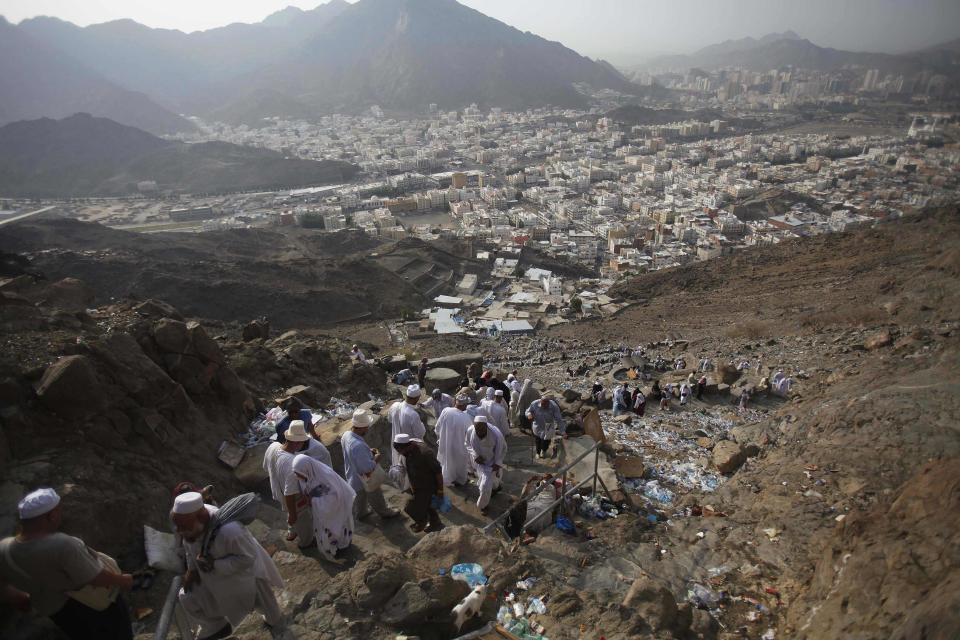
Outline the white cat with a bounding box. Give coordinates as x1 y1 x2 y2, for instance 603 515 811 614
452 584 487 631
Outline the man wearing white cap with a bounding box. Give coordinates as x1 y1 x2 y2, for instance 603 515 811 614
465 416 506 514
341 409 399 520
172 492 284 639
262 421 314 548
389 384 427 470
422 388 454 419
479 388 510 436
526 395 567 459
392 434 444 533
0 488 134 639
435 394 473 486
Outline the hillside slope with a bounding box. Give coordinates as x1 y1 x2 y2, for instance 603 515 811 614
0 219 487 330
0 114 358 197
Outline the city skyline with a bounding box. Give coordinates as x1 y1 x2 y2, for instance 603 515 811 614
1 0 959 66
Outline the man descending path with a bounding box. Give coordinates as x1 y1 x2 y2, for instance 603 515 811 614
263 422 313 548
341 410 399 521
435 395 473 486
392 434 445 533
480 388 510 435
525 395 566 459
0 488 134 640
465 416 506 514
172 492 284 639
390 385 427 468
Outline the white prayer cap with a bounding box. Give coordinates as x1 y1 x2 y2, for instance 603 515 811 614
394 433 412 444
18 488 60 520
473 415 488 424
351 409 374 428
455 394 469 404
506 374 515 381
406 384 422 398
172 491 204 515
286 420 310 442
494 389 504 397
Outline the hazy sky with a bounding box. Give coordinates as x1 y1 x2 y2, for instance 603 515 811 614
2 0 959 64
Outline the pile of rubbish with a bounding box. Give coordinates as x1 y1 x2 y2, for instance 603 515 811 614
241 396 382 447
575 495 628 520
497 575 550 640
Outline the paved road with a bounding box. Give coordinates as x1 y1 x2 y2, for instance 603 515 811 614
0 205 58 227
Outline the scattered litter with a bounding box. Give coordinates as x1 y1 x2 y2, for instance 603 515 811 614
762 528 781 541
134 608 153 621
515 577 538 591
526 596 547 614
642 480 674 505
707 564 733 577
450 563 487 587
762 629 776 640
739 563 762 578
688 583 725 609
431 495 453 513
555 515 577 535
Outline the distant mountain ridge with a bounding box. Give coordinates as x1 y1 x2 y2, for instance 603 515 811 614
11 0 633 124
0 114 358 197
0 17 192 134
646 30 960 76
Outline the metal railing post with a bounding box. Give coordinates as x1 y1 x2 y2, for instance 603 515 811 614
592 444 600 496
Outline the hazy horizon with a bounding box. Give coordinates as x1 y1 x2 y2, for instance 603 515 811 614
2 0 959 66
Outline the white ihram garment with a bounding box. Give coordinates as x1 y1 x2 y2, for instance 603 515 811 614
179 505 284 637
479 399 510 435
465 425 506 510
435 407 472 486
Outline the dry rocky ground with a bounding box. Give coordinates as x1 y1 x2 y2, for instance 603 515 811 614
0 208 957 639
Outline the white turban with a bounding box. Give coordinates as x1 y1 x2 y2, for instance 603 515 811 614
473 415 488 424
172 491 205 514
18 488 60 520
393 433 412 444
406 384 422 398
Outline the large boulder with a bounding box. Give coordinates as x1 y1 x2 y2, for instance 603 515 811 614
133 299 184 321
381 576 469 627
39 277 94 312
242 319 270 342
864 329 893 350
406 525 502 571
716 364 741 385
152 318 190 354
622 576 684 633
423 367 461 394
417 352 483 374
712 440 745 474
349 553 413 609
234 442 271 489
35 355 105 422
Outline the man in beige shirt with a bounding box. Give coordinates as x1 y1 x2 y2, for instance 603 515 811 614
0 488 134 639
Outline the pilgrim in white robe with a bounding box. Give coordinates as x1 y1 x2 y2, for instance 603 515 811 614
179 505 284 637
435 407 472 486
479 398 510 435
389 401 426 491
292 454 355 561
465 424 506 510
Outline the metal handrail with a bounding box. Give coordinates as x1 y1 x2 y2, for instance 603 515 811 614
154 575 194 640
482 438 613 536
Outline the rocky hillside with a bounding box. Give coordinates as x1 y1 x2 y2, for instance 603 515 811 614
0 207 957 640
0 114 359 197
0 219 487 329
